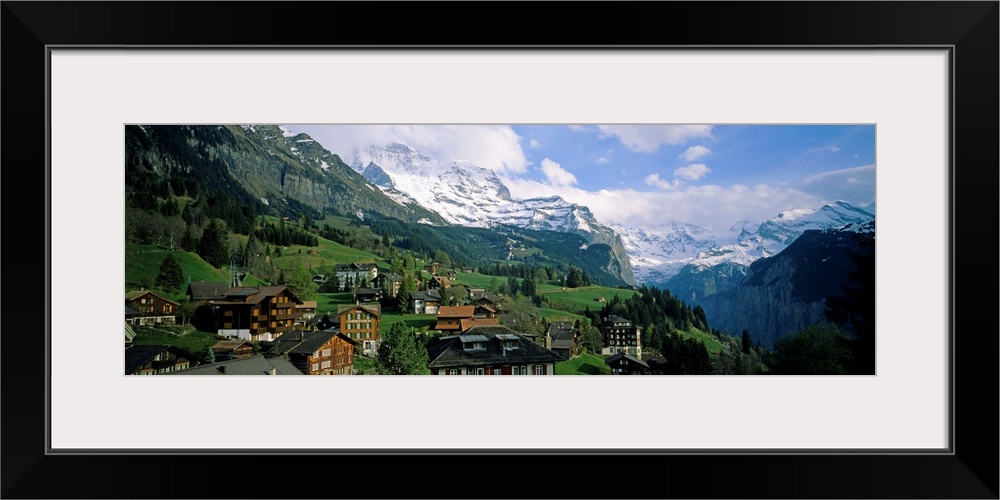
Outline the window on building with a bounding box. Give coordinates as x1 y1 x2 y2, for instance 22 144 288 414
311 363 319 372
534 365 544 375
493 368 501 375
521 365 528 375
511 366 519 375
322 348 332 357
449 369 459 375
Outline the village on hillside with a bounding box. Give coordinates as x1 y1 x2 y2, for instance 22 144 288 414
125 260 656 376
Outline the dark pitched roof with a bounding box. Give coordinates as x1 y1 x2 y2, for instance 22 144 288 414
124 344 199 374
272 330 360 356
211 285 304 306
474 292 502 303
550 338 575 350
603 315 634 327
426 326 563 368
211 340 252 352
459 318 500 331
409 290 442 301
604 352 649 369
378 272 403 282
124 289 179 306
186 281 229 300
287 330 338 355
548 322 577 341
164 355 303 375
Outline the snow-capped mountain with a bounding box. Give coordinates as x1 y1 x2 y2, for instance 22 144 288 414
351 144 598 229
610 222 725 285
617 201 875 300
349 143 636 284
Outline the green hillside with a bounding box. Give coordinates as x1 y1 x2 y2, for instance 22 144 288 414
125 245 228 299
555 351 609 375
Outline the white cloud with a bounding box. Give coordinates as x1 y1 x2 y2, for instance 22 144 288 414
281 124 531 175
595 125 713 153
528 139 543 149
596 157 609 163
645 173 678 190
807 145 842 154
502 175 824 231
800 164 875 205
680 145 711 161
673 163 712 181
540 158 577 187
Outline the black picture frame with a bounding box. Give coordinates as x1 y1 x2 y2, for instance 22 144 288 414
3 2 997 498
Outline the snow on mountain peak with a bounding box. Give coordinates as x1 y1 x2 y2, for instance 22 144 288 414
349 143 606 235
619 200 875 285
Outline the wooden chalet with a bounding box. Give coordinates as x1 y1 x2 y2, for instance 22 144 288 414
604 352 650 375
207 285 304 342
434 306 499 333
545 321 580 360
125 344 202 375
338 304 382 356
124 290 179 326
427 276 452 290
271 330 359 375
210 340 255 361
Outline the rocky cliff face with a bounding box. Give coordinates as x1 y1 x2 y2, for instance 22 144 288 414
700 257 831 348
125 125 449 225
700 223 875 348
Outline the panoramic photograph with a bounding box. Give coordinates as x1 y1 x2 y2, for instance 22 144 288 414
124 124 875 376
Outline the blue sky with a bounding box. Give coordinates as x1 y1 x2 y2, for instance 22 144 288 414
284 124 875 231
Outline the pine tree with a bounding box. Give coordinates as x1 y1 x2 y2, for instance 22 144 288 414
507 275 519 296
741 329 753 355
566 267 582 288
376 321 429 375
396 272 414 312
156 253 184 293
197 218 229 268
521 277 536 298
